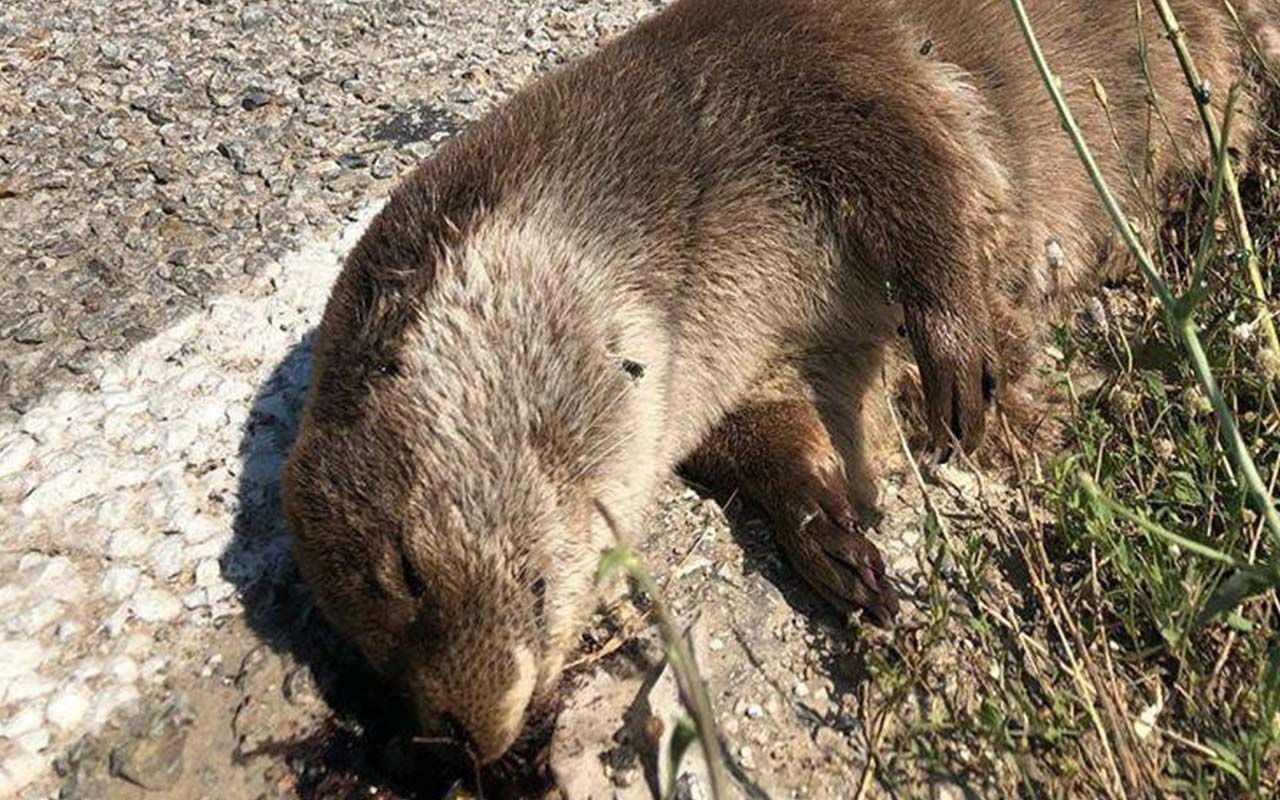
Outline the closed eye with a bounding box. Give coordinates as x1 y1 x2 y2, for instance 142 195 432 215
400 551 425 599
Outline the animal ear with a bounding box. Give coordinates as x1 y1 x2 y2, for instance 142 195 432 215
620 359 646 381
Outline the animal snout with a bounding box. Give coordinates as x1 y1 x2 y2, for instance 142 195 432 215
418 705 525 766
415 643 540 764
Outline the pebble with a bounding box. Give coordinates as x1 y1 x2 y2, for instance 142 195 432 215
12 600 63 636
0 752 46 796
148 538 186 580
2 707 45 738
100 566 142 600
45 688 90 729
15 728 51 754
4 674 56 703
19 466 103 516
87 684 141 728
131 589 181 623
193 558 222 588
0 435 35 477
107 528 152 561
0 640 46 679
106 656 140 684
32 558 87 603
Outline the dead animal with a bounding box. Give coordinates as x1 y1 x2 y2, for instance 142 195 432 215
284 0 1279 772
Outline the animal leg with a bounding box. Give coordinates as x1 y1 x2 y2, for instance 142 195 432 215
683 384 900 625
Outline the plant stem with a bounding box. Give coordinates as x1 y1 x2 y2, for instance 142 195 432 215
1150 0 1279 354
1004 0 1280 549
596 501 728 800
621 551 729 799
1190 85 1241 294
1079 471 1240 566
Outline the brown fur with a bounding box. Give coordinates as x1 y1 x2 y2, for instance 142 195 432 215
283 0 1278 765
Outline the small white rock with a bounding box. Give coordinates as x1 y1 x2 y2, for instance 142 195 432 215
71 660 102 682
17 410 53 442
131 588 181 622
15 551 48 573
15 727 51 754
194 558 222 588
1 706 44 738
0 751 46 796
13 599 64 636
0 640 45 679
0 436 36 478
19 464 103 516
107 529 151 561
106 655 140 683
121 633 153 657
148 537 186 580
3 673 56 703
140 656 169 681
182 589 210 610
33 557 87 603
87 684 140 728
55 620 82 641
45 687 91 729
162 421 199 454
745 703 764 719
100 566 142 600
101 604 132 638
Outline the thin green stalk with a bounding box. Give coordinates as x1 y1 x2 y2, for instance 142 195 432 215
1005 0 1280 550
1135 0 1194 177
596 503 728 799
1151 0 1280 354
1190 84 1242 294
1079 471 1240 567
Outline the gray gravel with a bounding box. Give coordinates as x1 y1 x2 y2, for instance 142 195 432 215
0 0 658 418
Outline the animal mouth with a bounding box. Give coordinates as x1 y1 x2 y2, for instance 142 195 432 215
414 694 563 798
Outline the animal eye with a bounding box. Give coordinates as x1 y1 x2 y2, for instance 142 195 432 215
373 361 400 377
400 551 425 599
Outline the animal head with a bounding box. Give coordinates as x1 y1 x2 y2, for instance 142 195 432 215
283 151 666 764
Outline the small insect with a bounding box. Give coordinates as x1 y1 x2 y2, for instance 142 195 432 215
621 359 646 381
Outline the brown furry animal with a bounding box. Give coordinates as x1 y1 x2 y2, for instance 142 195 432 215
283 0 1278 767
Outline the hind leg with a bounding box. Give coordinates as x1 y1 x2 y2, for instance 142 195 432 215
682 371 899 625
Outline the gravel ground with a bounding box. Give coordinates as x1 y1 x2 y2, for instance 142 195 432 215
0 2 1009 797
0 0 659 419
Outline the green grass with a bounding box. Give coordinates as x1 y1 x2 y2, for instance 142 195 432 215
853 4 1280 798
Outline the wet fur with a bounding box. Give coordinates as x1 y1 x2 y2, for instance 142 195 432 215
284 0 1278 766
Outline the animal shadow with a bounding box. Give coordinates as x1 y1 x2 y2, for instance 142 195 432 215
222 334 460 800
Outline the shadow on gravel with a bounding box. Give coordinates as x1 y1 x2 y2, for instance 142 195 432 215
681 479 894 715
223 334 461 800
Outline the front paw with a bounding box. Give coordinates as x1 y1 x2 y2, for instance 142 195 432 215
779 493 899 626
904 304 996 457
